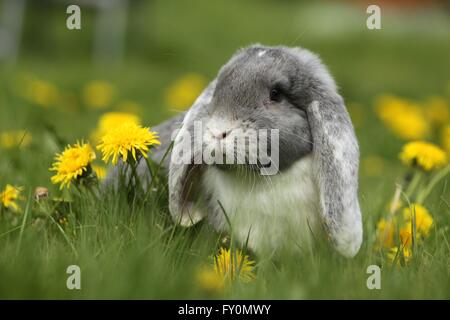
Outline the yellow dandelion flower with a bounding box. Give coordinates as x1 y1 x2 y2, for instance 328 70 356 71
375 95 430 140
92 164 107 180
402 203 433 237
399 141 448 171
196 267 225 294
424 96 449 126
97 122 160 165
213 247 256 283
0 185 24 212
91 112 141 144
376 218 396 249
399 222 413 247
82 80 115 109
0 130 32 149
387 247 412 266
50 141 96 189
25 79 59 108
442 125 450 156
165 73 206 110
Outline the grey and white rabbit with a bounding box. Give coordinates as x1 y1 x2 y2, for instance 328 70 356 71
115 44 363 257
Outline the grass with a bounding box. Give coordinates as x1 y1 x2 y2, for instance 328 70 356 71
0 0 449 299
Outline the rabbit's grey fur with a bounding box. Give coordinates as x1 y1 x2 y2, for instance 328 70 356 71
110 44 363 257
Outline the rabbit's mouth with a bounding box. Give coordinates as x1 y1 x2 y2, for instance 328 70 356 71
198 141 281 175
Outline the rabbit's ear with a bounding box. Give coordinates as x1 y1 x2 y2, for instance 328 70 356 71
168 80 217 227
290 48 363 257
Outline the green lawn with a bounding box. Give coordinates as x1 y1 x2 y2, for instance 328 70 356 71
0 0 449 299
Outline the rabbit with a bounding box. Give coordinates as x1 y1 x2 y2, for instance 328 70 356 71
110 44 363 257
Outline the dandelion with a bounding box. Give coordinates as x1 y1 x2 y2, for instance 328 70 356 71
399 223 413 247
0 130 32 149
50 141 96 189
402 203 433 237
375 95 430 140
165 73 206 110
196 267 225 294
376 218 396 249
91 112 141 144
399 141 448 171
97 122 160 165
387 247 412 266
82 80 115 109
213 247 256 283
377 203 433 251
92 164 107 180
0 185 24 212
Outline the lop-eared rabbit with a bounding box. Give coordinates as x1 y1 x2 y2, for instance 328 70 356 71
108 45 363 258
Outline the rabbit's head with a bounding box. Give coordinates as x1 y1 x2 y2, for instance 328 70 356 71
202 45 314 172
169 45 362 257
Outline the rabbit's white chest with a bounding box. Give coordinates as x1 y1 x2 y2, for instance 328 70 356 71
202 155 321 254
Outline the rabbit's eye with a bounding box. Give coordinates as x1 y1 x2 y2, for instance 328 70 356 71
269 88 282 102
